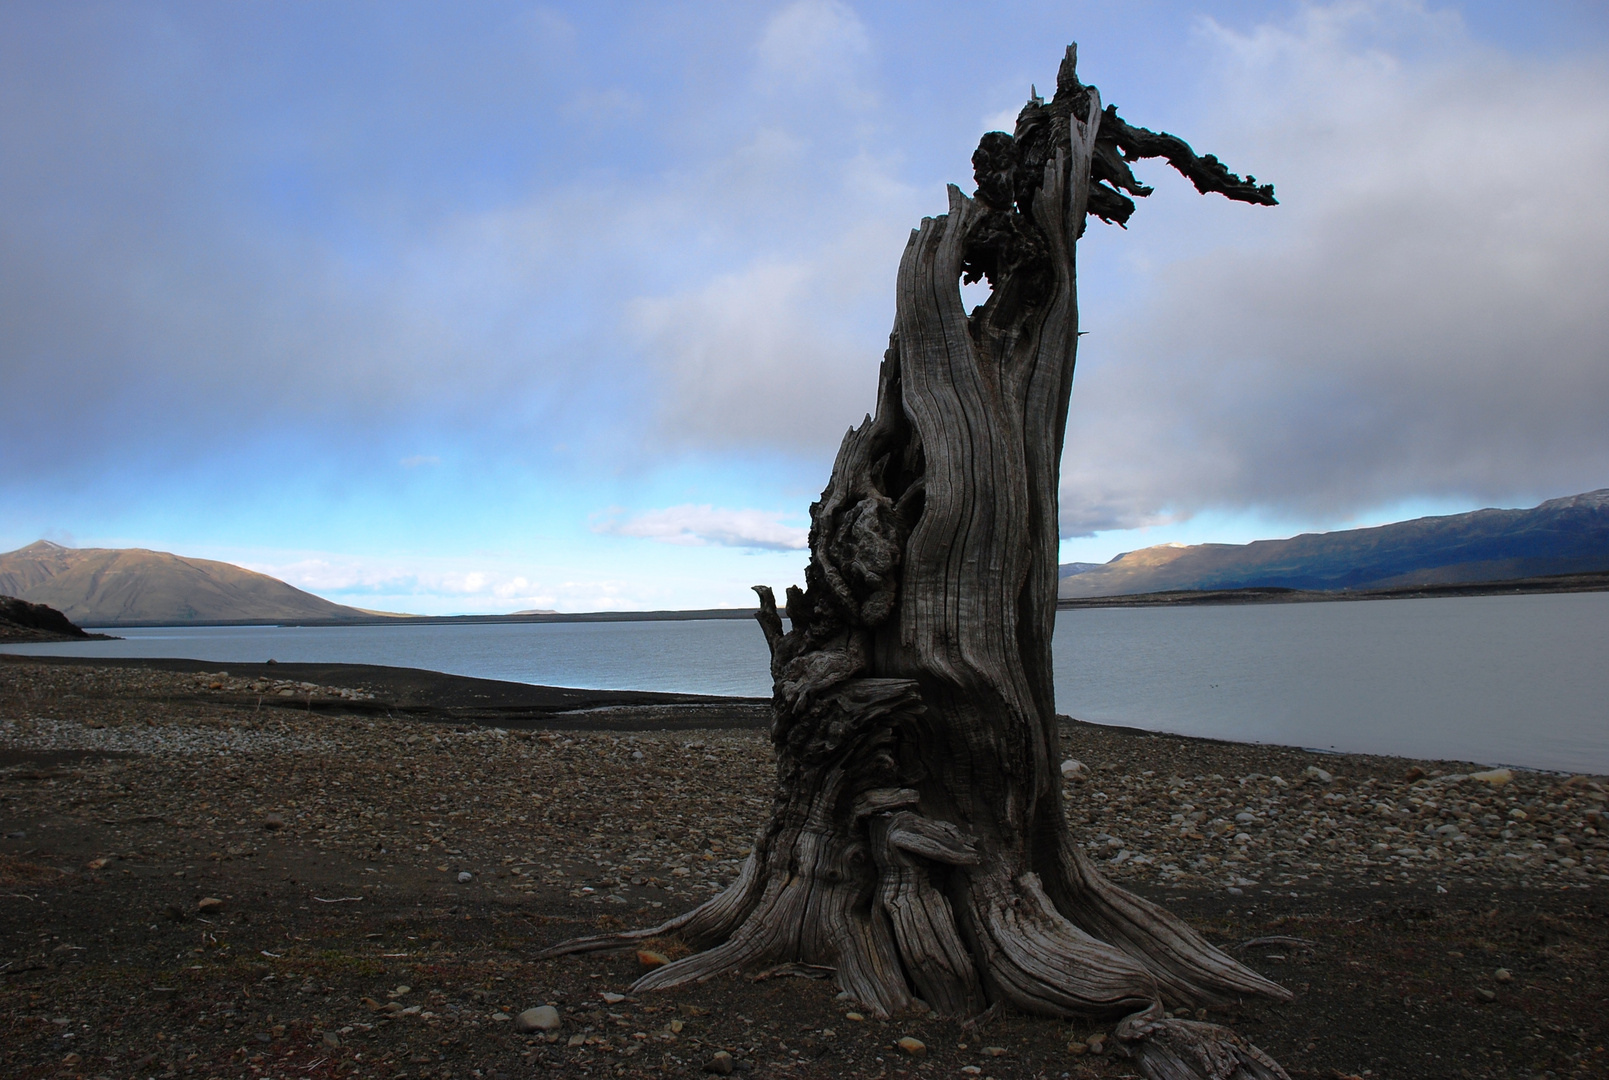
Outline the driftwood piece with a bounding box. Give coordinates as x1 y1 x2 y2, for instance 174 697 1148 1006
540 43 1285 1080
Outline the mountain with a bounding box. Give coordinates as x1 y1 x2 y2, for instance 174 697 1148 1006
0 541 376 626
1059 489 1609 599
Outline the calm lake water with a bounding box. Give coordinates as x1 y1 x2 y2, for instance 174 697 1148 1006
4 593 1605 773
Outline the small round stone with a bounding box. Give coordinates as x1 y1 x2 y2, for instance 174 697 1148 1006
515 1005 562 1033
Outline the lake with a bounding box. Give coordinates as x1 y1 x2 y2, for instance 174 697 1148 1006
3 593 1605 773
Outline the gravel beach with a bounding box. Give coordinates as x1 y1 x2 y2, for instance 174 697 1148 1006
3 656 1605 1080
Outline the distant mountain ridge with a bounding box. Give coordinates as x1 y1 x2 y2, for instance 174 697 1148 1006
1059 489 1609 599
0 541 374 626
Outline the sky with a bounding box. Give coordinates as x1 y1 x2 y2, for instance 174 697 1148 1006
2 0 1606 614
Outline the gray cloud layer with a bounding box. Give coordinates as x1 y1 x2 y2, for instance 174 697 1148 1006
4 2 1604 549
621 3 1609 537
1058 6 1609 533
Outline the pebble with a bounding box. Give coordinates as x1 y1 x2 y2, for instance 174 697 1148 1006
1470 768 1514 786
261 813 284 831
637 950 670 968
1060 758 1089 781
982 1046 1008 1056
703 1050 735 1075
896 1036 927 1057
457 871 473 883
600 992 626 1004
1494 968 1512 982
197 897 224 912
515 1005 561 1032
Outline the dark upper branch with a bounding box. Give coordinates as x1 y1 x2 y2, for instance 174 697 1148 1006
1097 106 1277 214
982 44 1276 230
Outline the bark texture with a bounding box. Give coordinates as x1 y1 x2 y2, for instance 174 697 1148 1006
542 45 1289 1080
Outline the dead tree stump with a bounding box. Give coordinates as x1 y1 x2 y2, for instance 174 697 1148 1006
544 44 1290 1080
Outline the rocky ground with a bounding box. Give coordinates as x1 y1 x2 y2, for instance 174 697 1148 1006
2 656 1606 1080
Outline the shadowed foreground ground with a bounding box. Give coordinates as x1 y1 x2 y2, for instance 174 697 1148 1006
2 657 1605 1079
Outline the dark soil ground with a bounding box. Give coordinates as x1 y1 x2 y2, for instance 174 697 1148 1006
2 656 1605 1080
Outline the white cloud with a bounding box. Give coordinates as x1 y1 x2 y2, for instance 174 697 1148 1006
755 0 871 97
980 104 1020 136
633 253 888 450
1057 0 1609 534
597 505 809 551
623 20 926 456
253 558 514 601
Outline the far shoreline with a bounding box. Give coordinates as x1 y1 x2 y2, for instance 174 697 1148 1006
1056 568 1609 609
0 652 1582 776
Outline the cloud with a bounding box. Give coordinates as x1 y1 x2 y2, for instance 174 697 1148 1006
0 5 690 485
628 20 925 456
8 1 1603 578
633 253 890 450
0 3 924 488
755 0 871 99
1057 1 1609 535
249 555 565 613
597 505 809 551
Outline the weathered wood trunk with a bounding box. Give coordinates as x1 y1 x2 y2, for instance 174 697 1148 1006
544 45 1290 1080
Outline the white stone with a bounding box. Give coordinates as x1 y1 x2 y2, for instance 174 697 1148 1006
515 1005 562 1033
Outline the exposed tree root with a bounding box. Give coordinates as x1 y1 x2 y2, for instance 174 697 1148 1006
1116 1005 1292 1080
970 869 1160 1016
1044 832 1293 1007
531 839 766 961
